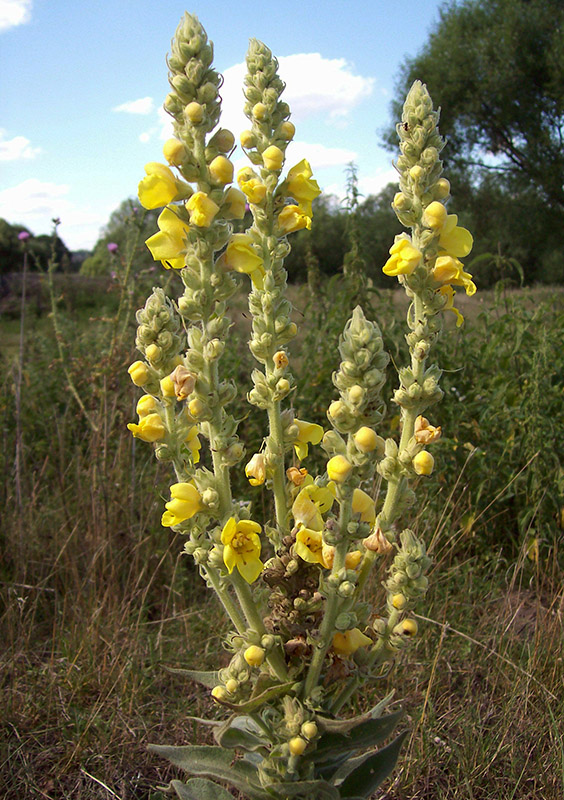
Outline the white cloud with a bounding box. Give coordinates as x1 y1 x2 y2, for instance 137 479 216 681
286 141 357 170
220 54 374 137
113 96 154 115
0 129 40 160
0 0 31 32
0 179 109 250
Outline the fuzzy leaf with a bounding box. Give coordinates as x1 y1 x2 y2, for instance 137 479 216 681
169 778 233 800
316 692 395 735
164 666 219 688
337 730 408 798
213 715 269 751
148 744 269 799
216 681 298 713
265 779 340 799
312 710 404 767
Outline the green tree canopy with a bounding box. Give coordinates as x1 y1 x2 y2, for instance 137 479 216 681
385 0 564 210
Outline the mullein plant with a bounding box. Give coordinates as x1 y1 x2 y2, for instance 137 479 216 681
127 14 475 800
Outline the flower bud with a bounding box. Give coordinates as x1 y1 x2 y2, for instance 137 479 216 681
301 721 318 740
244 645 265 667
128 361 149 386
413 450 435 476
262 145 284 171
225 679 239 694
163 138 187 166
354 426 379 453
240 129 256 148
434 178 450 199
136 394 158 417
211 128 235 152
186 101 204 123
209 155 234 185
327 455 353 483
211 686 228 702
280 121 295 140
160 375 175 397
145 343 161 362
422 201 447 231
252 102 268 120
288 737 307 756
395 619 418 637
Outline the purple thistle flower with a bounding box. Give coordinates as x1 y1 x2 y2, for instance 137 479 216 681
18 231 30 241
107 242 119 253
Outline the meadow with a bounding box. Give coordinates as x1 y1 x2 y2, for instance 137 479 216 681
1 271 563 800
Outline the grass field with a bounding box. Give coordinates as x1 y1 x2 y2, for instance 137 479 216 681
1 277 563 799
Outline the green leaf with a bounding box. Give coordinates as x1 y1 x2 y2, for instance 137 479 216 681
317 692 396 735
264 779 340 799
163 666 219 688
213 715 269 751
312 710 404 767
148 744 269 800
169 778 234 800
217 681 298 713
337 730 408 798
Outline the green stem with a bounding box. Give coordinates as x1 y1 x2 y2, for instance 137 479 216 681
230 571 288 682
302 498 352 698
267 400 289 539
204 565 247 635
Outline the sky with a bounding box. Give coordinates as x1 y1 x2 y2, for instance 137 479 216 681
0 0 445 251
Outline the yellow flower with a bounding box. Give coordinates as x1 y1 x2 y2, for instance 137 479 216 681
222 187 246 220
138 162 186 210
145 207 189 270
413 450 435 475
221 518 264 583
286 159 321 216
383 238 422 277
209 155 234 185
161 482 202 527
438 284 465 327
128 360 149 386
439 214 473 258
332 628 372 656
127 412 166 442
322 545 363 570
220 233 265 289
433 255 476 296
262 145 284 171
422 201 448 230
293 482 335 532
186 192 220 227
295 527 328 567
293 419 324 460
245 453 266 486
185 425 201 463
277 204 312 235
352 488 376 523
414 415 442 444
327 455 353 483
237 168 267 204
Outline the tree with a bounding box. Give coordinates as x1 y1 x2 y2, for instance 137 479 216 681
80 199 159 276
385 0 564 211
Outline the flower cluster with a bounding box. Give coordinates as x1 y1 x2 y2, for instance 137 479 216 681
126 17 472 800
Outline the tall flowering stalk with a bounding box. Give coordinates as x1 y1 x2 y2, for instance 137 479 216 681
126 16 474 800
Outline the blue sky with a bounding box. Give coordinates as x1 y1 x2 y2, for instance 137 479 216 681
0 0 445 250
